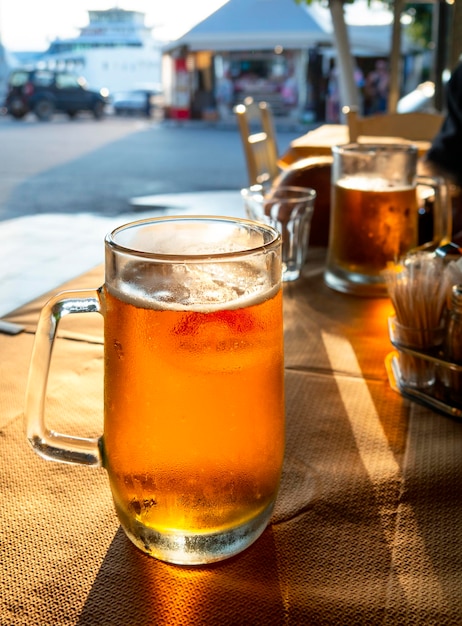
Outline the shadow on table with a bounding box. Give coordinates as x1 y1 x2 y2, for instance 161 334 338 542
77 526 285 625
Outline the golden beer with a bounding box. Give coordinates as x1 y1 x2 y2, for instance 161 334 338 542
323 143 452 296
25 215 283 564
102 283 284 557
328 177 418 278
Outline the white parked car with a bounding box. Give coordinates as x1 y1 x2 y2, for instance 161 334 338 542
111 88 162 117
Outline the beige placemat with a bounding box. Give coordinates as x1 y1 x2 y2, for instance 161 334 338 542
5 326 459 624
2 257 461 624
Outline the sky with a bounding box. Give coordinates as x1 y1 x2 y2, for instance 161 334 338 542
0 0 229 51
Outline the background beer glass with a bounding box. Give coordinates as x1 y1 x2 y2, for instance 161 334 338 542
25 216 284 565
324 143 451 297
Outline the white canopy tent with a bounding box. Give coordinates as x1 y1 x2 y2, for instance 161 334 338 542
164 0 397 56
162 0 424 119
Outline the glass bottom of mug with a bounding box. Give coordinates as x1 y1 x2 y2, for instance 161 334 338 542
324 266 389 298
115 500 276 565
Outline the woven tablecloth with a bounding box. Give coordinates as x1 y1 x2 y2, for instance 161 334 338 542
1 250 461 625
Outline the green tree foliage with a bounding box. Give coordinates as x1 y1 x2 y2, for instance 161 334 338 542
295 0 363 6
404 5 433 48
295 0 433 48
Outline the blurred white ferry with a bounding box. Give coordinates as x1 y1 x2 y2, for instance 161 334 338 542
37 8 162 94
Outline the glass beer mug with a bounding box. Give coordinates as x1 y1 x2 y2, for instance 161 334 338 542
324 143 451 297
25 216 285 565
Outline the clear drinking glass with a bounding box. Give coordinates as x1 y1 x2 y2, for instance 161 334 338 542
25 216 285 565
241 184 316 281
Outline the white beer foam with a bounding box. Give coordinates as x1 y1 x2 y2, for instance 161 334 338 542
338 175 414 192
108 262 280 313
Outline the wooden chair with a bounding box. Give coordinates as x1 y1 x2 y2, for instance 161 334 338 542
234 97 279 186
343 106 444 142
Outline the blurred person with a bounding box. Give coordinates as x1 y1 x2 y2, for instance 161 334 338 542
426 61 462 187
424 61 462 243
364 59 390 114
281 72 298 110
354 64 365 114
215 71 234 119
325 62 340 123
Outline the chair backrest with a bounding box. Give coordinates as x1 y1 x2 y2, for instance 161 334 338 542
344 106 444 142
234 97 279 186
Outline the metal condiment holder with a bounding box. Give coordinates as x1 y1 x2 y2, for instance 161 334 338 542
386 331 462 421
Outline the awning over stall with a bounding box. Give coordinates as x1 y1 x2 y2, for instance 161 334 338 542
163 0 401 57
163 0 333 53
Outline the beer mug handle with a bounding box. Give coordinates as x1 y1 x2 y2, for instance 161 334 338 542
416 175 452 247
25 289 104 467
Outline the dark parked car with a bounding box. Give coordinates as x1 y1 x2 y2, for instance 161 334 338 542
4 68 109 121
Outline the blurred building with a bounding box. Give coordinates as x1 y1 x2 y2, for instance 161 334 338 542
0 44 9 102
0 43 20 103
162 0 424 122
35 8 162 94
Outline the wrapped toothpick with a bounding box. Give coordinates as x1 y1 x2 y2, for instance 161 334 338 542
383 252 448 388
383 251 448 331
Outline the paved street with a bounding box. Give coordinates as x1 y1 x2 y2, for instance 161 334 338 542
0 114 302 220
0 113 304 316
